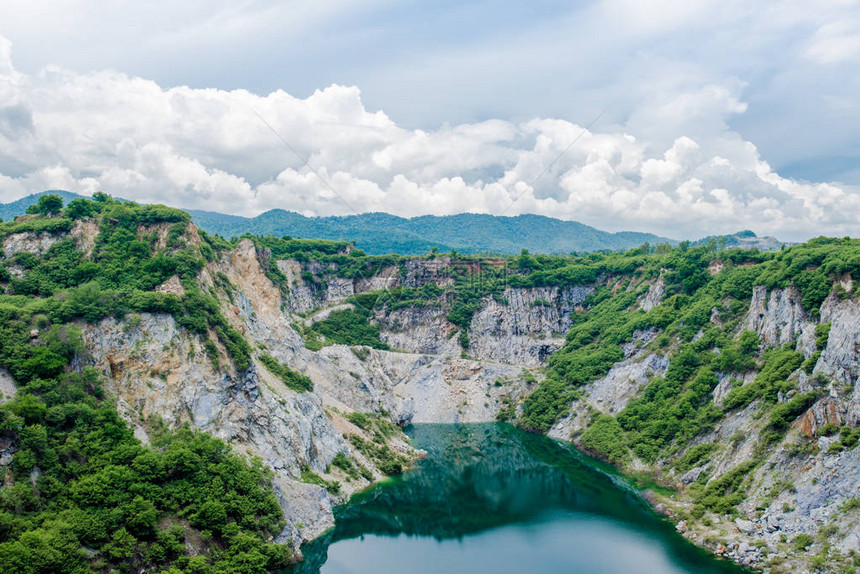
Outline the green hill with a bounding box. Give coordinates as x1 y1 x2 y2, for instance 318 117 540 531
184 209 676 255
2 191 789 256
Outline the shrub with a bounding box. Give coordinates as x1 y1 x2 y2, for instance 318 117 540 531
258 354 313 392
579 414 629 465
304 308 389 350
792 533 814 551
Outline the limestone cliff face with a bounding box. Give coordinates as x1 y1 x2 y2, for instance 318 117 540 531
548 350 670 441
79 312 348 543
377 306 460 356
817 295 860 425
557 284 860 572
468 286 594 366
72 236 553 546
9 220 860 571
98 240 860 571
743 285 809 347
1 220 99 259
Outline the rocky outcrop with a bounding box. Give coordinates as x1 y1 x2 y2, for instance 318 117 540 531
155 274 185 296
402 257 453 288
744 286 808 347
11 217 859 571
639 276 665 312
817 295 860 424
211 240 537 425
379 307 460 356
70 236 542 543
2 230 63 258
80 313 349 541
468 286 594 366
0 369 15 404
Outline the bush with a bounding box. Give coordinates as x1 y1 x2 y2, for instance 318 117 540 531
769 392 819 430
694 460 758 514
674 443 717 472
723 348 804 411
304 308 389 350
258 354 313 392
579 413 629 465
791 533 814 551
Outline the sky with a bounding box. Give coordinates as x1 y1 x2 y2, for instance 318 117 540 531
1 0 859 241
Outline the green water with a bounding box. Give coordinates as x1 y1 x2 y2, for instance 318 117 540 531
291 424 744 574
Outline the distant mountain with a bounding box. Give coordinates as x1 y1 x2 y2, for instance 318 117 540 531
185 209 676 255
1 191 782 256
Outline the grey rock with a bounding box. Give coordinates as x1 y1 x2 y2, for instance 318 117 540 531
744 285 808 347
735 519 756 535
639 276 665 312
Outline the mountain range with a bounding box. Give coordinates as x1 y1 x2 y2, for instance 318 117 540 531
0 191 785 255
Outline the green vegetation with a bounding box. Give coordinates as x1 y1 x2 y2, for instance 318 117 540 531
188 210 673 256
515 238 859 467
300 466 340 495
0 196 294 572
348 435 407 476
674 443 718 473
0 341 291 573
2 193 859 569
258 353 313 392
691 460 759 515
329 452 372 482
345 411 400 442
495 397 516 423
343 412 405 478
722 348 804 411
1 195 250 371
792 533 815 551
579 413 629 465
25 194 65 217
301 307 390 351
827 427 860 454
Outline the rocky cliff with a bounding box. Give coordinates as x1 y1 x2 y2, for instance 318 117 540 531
547 274 860 573
0 225 569 549
2 214 858 573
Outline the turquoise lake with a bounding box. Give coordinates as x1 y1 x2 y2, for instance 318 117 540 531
290 423 744 574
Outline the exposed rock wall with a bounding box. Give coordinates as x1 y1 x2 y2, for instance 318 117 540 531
2 230 63 258
817 295 860 426
468 286 594 366
665 287 859 571
378 307 460 356
0 368 15 404
73 237 542 544
544 282 860 572
80 313 347 543
548 352 670 441
12 220 860 571
743 285 808 347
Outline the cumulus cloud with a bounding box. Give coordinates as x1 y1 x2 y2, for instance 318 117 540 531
0 37 857 241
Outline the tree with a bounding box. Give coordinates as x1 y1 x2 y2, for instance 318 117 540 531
26 194 64 216
65 198 97 220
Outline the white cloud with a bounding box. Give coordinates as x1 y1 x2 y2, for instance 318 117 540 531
0 36 857 242
807 19 860 64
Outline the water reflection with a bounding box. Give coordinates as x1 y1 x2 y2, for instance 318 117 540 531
291 424 743 574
